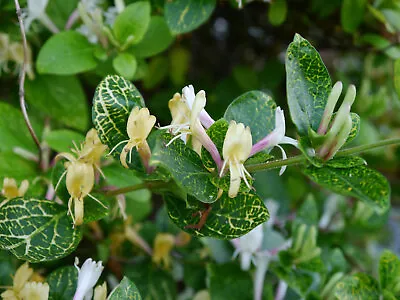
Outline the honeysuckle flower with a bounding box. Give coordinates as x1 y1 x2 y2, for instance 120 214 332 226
1 178 29 199
77 128 108 170
109 107 156 171
220 121 252 198
250 107 298 175
23 0 59 33
93 282 107 300
314 82 356 160
161 87 222 170
152 233 175 268
74 258 104 300
232 224 263 270
182 85 215 129
66 161 95 225
19 282 49 300
1 262 33 299
0 33 9 73
104 0 125 26
77 0 108 46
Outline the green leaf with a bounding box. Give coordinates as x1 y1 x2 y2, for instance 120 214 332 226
0 198 82 263
341 0 367 33
208 263 253 300
303 165 390 213
47 266 78 300
268 0 287 26
108 277 142 300
272 266 315 297
325 156 366 169
92 75 145 170
37 31 97 75
131 16 174 58
25 74 89 131
164 192 269 239
201 119 228 169
286 34 332 135
346 112 361 144
224 91 276 142
113 53 137 80
394 59 400 100
151 132 219 203
44 129 85 153
164 0 216 34
379 250 400 294
143 56 169 89
82 194 109 224
333 273 380 299
0 102 42 153
113 2 151 45
0 152 37 181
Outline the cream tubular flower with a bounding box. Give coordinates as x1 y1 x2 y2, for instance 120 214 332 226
19 282 49 300
66 161 95 226
250 107 298 175
152 233 175 269
93 282 107 300
1 178 29 199
109 107 156 170
220 121 252 198
74 258 104 300
160 93 191 145
231 224 264 271
182 85 214 129
23 0 59 33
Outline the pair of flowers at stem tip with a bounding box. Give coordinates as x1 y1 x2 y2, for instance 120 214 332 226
55 129 108 227
163 85 298 198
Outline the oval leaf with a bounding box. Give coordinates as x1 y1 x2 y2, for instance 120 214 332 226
341 0 367 33
165 192 269 239
303 165 390 213
0 198 82 263
165 0 216 34
48 266 78 300
151 132 219 203
224 91 276 143
131 16 174 58
113 1 151 45
113 53 137 80
286 34 332 135
92 75 145 169
109 277 142 300
334 273 380 299
25 74 89 131
379 250 400 293
37 31 97 75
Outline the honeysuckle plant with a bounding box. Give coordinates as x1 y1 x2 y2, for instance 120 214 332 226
2 4 400 295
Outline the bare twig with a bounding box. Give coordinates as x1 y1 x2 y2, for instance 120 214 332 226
14 0 42 167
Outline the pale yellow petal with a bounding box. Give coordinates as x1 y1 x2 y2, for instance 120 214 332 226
19 282 49 300
13 263 33 291
93 282 107 300
66 162 94 199
228 162 241 198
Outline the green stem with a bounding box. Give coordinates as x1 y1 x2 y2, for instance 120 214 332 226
246 138 400 173
105 180 169 197
103 138 400 196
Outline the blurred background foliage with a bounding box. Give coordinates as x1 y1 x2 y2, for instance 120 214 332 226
0 0 400 299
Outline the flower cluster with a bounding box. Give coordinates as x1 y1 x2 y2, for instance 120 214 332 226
0 33 34 79
56 128 107 226
162 85 298 198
